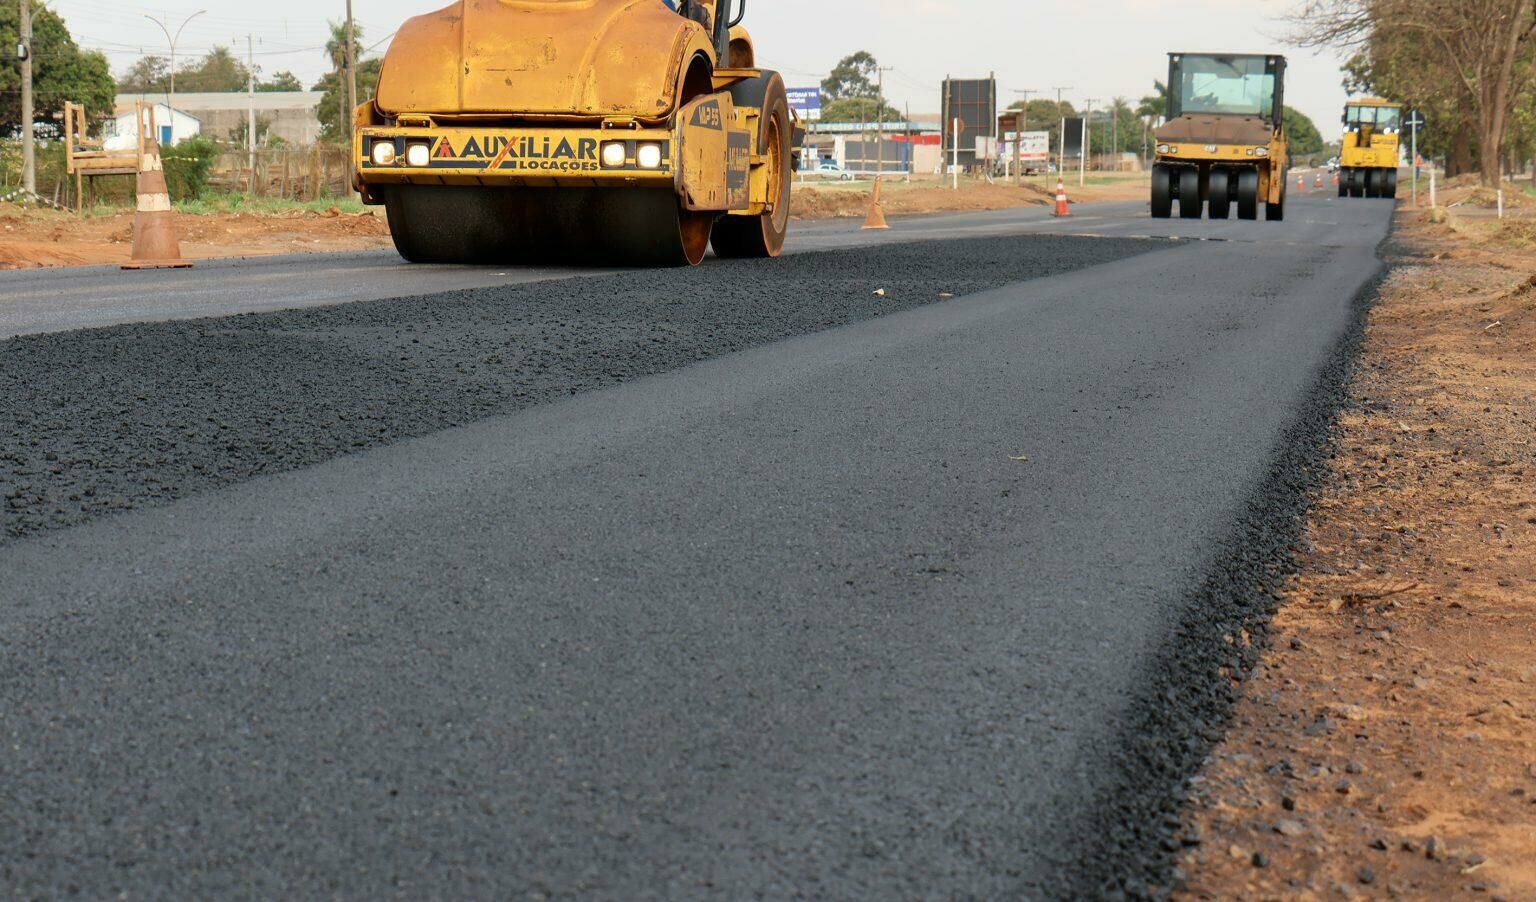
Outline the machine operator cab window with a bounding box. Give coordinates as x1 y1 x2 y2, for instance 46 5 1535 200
664 0 714 31
1167 54 1285 124
1344 104 1401 133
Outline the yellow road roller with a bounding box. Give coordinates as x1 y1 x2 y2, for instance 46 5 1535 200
1151 53 1288 221
352 0 797 266
1338 98 1402 199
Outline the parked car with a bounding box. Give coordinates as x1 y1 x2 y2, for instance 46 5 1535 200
810 159 854 181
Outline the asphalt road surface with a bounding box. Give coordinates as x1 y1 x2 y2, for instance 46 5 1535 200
0 193 1395 897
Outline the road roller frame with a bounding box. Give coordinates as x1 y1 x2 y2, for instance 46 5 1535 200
1150 52 1289 222
352 0 799 266
1338 98 1401 200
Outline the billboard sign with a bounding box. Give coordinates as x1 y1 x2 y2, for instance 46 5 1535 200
998 130 1049 162
786 88 822 121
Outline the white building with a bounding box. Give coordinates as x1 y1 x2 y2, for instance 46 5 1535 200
108 102 202 147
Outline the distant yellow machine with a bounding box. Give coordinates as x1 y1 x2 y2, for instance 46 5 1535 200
352 0 797 266
1151 52 1289 221
1338 99 1402 199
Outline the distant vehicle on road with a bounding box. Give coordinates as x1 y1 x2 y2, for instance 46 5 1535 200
810 158 855 180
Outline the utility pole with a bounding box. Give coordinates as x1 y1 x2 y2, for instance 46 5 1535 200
1052 86 1071 183
1081 97 1097 187
875 65 892 181
1011 89 1035 186
345 0 358 147
144 10 207 119
19 0 34 195
244 34 259 193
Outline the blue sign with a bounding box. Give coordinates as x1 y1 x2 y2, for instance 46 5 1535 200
786 87 821 121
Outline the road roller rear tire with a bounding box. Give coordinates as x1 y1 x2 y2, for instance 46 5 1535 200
1384 168 1398 199
1178 168 1202 219
1150 164 1173 218
1207 169 1231 219
1338 168 1348 198
1365 169 1381 198
1236 168 1259 220
712 71 791 259
384 185 711 267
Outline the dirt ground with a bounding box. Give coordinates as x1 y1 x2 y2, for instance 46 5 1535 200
1176 199 1536 899
0 203 392 270
0 174 1148 271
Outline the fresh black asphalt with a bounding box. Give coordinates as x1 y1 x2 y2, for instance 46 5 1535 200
0 234 1162 541
0 195 1397 897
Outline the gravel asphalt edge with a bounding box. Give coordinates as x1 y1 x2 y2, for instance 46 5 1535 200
1068 243 1395 898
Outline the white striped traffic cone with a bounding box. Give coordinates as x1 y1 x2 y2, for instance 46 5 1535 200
122 135 191 270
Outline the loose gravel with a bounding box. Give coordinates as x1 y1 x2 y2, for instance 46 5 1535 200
1069 252 1391 897
1 234 1164 542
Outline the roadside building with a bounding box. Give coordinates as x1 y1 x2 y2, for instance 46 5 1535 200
112 91 325 146
107 102 201 146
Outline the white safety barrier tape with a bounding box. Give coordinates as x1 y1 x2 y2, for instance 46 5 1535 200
137 193 172 213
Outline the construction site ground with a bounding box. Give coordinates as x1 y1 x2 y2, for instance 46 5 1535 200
1176 185 1536 899
0 173 1149 271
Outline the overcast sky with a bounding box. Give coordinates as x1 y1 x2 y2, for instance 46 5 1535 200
52 0 1350 129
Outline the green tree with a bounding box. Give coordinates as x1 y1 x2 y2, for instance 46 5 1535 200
119 55 171 94
258 71 304 92
1006 98 1077 156
1136 81 1167 122
818 51 898 124
0 4 115 130
1282 106 1325 156
176 46 251 93
314 58 381 143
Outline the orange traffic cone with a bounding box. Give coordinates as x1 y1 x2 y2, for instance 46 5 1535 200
1297 173 1305 191
1314 172 1323 188
861 178 889 230
1333 173 1340 186
122 130 190 270
1053 180 1071 217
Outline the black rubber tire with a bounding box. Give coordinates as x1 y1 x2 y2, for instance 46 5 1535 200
1207 169 1231 219
1384 168 1398 200
1236 168 1259 220
1178 167 1202 219
384 185 707 266
712 71 791 259
1365 169 1382 198
1338 167 1349 198
1265 180 1286 221
1150 164 1173 218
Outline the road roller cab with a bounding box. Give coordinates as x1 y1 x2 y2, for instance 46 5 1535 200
353 0 796 266
1150 52 1288 221
1338 99 1402 199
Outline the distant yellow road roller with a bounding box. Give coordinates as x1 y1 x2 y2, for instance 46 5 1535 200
353 0 798 266
1338 98 1401 199
1151 52 1288 221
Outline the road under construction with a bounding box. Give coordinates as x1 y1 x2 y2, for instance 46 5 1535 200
0 189 1397 896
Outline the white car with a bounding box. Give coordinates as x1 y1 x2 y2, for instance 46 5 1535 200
810 159 854 181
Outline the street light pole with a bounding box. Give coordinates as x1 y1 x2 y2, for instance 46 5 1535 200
345 0 358 146
1081 97 1097 187
19 0 34 195
1052 85 1071 182
144 9 208 128
1011 88 1035 186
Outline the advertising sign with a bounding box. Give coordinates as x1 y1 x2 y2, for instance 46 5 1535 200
786 88 822 121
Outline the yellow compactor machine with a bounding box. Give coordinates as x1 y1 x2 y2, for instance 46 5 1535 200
1151 52 1288 221
352 0 797 266
1338 99 1402 199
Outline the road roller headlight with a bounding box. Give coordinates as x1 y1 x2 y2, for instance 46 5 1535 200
636 142 663 169
405 141 431 168
601 141 627 168
1253 147 1270 157
370 140 396 166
